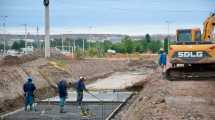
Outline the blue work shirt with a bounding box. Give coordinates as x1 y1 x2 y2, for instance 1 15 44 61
159 52 167 65
58 80 68 98
23 81 36 96
76 79 86 93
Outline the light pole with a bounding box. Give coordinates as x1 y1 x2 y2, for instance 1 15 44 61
24 24 27 39
36 25 40 49
44 0 50 58
73 39 76 52
83 39 85 52
61 34 64 51
21 24 27 49
1 16 8 56
166 21 170 40
88 26 92 49
165 21 172 54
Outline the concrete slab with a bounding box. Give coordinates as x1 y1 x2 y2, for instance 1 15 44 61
42 91 133 103
4 103 120 120
2 91 133 120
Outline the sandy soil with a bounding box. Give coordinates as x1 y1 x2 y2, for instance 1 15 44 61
116 67 215 120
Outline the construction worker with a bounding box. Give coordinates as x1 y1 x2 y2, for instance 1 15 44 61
76 76 88 116
58 80 68 113
23 76 36 111
159 48 167 73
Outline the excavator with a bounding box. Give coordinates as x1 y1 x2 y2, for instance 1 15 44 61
166 12 215 80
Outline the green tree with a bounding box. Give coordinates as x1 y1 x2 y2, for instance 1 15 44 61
11 41 19 50
139 39 148 52
148 40 162 53
103 40 112 52
133 40 142 53
0 44 4 50
145 34 151 43
121 36 133 53
11 40 25 51
164 37 169 53
111 43 126 53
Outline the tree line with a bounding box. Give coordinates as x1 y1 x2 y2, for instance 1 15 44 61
9 34 165 55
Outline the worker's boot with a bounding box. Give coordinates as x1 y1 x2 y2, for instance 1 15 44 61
29 105 33 111
24 106 27 112
80 108 88 117
60 107 66 113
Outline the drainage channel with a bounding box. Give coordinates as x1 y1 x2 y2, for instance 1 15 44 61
1 91 133 120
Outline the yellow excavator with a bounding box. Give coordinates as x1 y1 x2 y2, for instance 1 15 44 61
166 12 215 80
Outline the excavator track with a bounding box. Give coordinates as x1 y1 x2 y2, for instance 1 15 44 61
166 64 215 80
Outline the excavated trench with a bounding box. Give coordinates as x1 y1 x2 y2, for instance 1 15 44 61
1 61 157 120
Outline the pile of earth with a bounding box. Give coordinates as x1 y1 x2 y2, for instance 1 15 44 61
115 66 215 120
115 68 178 120
0 55 37 66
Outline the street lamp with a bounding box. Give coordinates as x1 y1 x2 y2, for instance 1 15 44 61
1 16 8 56
165 21 172 54
166 20 170 40
21 24 27 49
43 0 50 58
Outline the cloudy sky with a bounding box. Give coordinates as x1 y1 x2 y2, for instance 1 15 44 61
0 0 214 35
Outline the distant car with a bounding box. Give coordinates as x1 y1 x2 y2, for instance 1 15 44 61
7 50 19 56
61 51 71 55
107 49 116 54
21 45 34 54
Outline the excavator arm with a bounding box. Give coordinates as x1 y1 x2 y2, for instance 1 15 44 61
202 13 215 41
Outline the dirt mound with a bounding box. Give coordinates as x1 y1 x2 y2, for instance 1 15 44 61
68 59 129 80
0 54 37 66
33 48 65 59
119 69 179 120
116 66 215 120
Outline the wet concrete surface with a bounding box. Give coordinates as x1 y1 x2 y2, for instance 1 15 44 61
1 67 143 120
2 91 132 120
4 103 121 120
42 91 132 103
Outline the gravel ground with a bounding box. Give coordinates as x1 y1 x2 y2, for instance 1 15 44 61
115 67 215 120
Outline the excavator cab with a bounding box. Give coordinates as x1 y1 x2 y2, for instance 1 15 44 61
176 29 201 43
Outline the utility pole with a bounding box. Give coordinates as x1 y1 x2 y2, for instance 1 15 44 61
165 21 171 54
1 16 8 56
24 24 27 39
3 22 6 56
166 21 170 40
88 26 92 49
73 39 76 52
44 0 50 58
61 34 64 51
36 25 40 49
23 24 27 49
83 39 85 52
